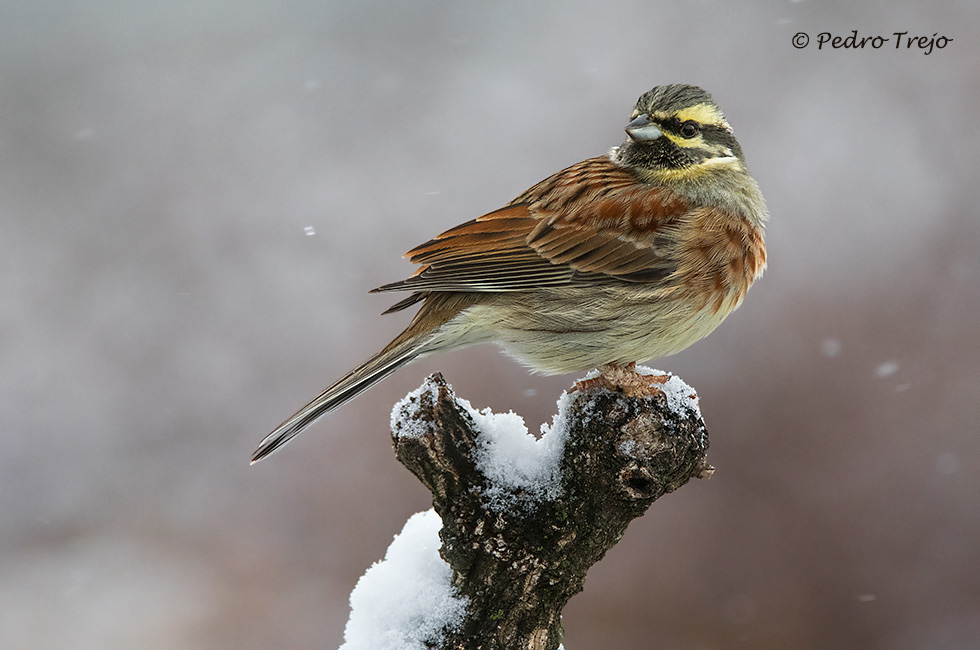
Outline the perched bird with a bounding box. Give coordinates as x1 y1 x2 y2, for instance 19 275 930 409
253 84 767 462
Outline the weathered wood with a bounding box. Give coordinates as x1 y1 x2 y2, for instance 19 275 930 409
391 373 710 650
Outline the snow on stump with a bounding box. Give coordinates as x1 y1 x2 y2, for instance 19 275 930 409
357 370 711 650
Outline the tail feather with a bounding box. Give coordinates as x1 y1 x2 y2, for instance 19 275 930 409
251 337 423 463
253 293 483 463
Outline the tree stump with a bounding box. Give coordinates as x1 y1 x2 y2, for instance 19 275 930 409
388 372 711 650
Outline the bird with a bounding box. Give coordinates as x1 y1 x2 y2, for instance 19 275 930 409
253 84 767 462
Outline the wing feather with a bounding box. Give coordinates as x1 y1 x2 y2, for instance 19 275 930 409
372 157 691 301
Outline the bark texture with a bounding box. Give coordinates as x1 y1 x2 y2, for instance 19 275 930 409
391 373 711 650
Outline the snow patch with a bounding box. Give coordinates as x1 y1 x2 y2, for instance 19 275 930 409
461 394 568 509
341 510 467 650
652 371 701 419
390 379 443 439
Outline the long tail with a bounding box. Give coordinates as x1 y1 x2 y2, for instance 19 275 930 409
251 328 430 463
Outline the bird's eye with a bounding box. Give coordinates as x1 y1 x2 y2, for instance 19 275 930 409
679 121 700 138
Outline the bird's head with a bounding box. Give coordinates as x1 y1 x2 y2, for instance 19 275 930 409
613 84 747 182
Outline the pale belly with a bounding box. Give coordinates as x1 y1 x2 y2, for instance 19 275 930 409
441 284 745 374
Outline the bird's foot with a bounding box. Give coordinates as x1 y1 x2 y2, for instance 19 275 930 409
572 362 670 398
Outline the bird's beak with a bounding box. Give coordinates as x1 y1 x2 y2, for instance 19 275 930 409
625 114 662 142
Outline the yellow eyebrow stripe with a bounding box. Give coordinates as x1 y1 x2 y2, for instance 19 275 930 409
674 103 727 127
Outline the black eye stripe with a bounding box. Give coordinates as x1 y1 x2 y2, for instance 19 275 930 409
659 117 702 138
640 114 743 160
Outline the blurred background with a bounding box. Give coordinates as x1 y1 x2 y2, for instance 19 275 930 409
2 1 979 648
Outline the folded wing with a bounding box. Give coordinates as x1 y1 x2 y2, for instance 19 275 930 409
372 157 690 311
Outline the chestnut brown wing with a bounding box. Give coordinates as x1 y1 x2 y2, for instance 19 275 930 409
371 157 690 308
